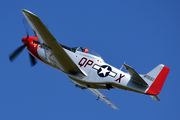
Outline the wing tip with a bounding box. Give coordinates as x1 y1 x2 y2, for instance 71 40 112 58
21 9 37 17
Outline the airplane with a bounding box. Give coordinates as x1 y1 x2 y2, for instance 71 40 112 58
9 9 170 110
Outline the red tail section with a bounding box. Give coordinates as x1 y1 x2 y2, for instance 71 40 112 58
146 65 170 95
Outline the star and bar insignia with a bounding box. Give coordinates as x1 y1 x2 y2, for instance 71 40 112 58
93 64 117 78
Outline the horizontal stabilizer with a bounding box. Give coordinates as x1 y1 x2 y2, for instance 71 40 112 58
150 95 160 101
123 64 148 86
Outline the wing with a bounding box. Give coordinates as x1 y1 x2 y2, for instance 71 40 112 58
21 9 85 75
88 88 119 110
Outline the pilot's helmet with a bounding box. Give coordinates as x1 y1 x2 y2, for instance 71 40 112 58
84 48 89 53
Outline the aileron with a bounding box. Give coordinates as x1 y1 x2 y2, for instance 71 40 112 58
88 88 119 110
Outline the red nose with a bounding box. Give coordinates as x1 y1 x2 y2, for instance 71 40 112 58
22 37 28 45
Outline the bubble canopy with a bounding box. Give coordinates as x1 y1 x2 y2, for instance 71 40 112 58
71 47 102 58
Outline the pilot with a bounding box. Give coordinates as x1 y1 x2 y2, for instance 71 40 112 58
84 48 89 53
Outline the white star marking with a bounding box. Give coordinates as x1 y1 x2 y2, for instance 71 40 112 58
99 67 110 76
92 64 117 77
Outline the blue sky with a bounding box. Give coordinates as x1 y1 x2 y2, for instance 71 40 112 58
1 0 180 120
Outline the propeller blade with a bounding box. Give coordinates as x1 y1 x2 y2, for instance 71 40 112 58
23 18 29 37
9 45 26 62
33 30 37 37
29 53 37 66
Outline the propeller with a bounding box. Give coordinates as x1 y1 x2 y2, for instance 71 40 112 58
9 19 37 66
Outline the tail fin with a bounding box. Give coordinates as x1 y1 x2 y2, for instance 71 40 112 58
143 64 170 95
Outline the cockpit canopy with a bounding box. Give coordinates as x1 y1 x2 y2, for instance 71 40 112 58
71 47 102 58
60 44 102 58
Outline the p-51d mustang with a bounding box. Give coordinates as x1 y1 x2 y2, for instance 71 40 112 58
9 9 170 110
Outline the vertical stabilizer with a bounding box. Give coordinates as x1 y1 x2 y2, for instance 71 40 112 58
143 64 170 95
